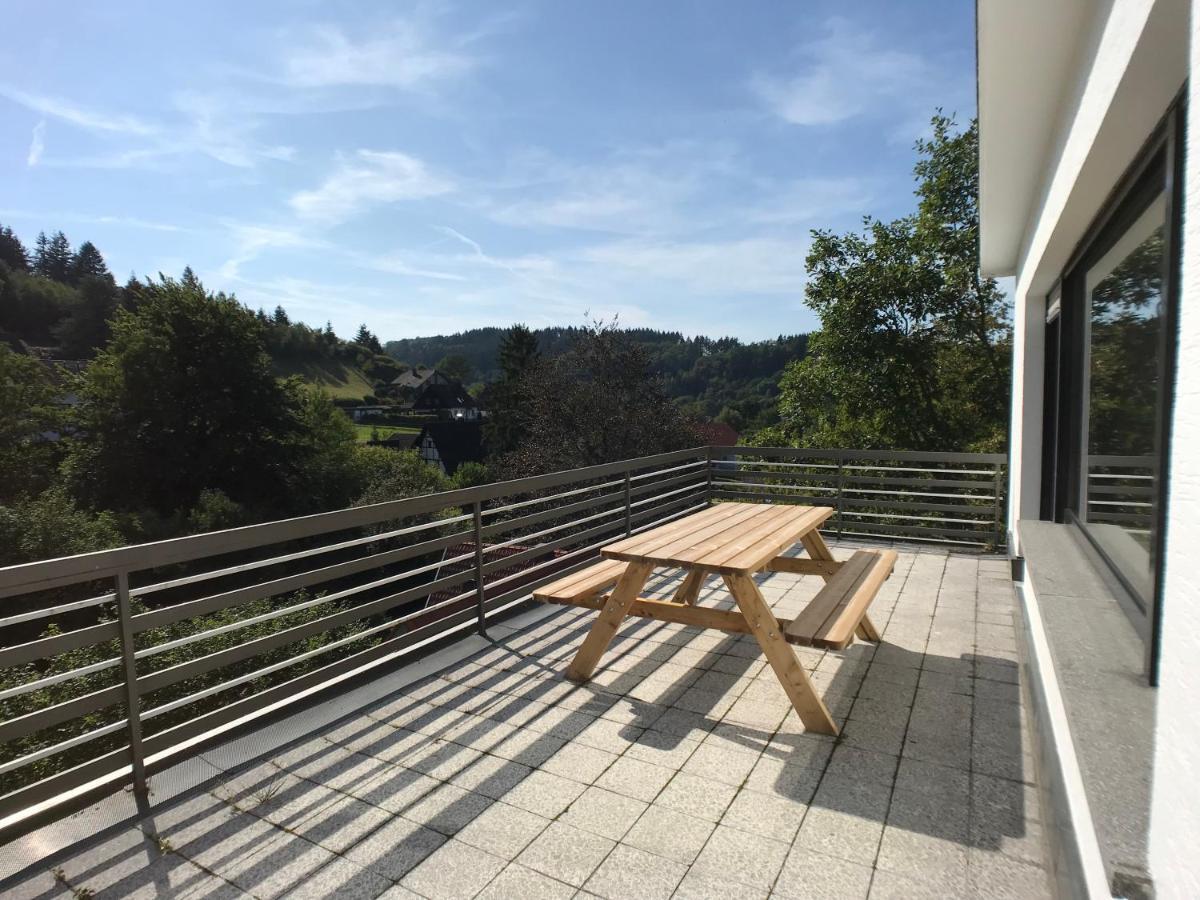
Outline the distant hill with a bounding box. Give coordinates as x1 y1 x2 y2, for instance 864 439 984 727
385 326 809 433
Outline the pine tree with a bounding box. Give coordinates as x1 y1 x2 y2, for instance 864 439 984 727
498 324 540 382
272 305 290 327
485 324 542 456
0 225 29 271
33 231 73 282
69 241 111 284
354 324 382 354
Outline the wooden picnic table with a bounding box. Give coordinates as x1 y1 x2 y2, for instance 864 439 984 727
533 502 896 735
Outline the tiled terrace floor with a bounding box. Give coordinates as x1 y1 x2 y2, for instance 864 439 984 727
7 545 1050 899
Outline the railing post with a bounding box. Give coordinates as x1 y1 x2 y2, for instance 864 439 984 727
835 457 845 538
115 571 148 799
993 464 1005 550
623 471 632 537
705 446 714 505
472 501 487 636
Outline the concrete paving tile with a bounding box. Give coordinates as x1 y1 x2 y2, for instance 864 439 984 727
622 804 714 864
655 770 738 823
594 756 673 802
875 826 968 880
475 863 575 900
671 866 768 900
501 770 587 818
721 788 805 843
218 832 335 899
278 855 391 900
691 824 788 891
584 843 685 900
455 800 550 860
825 745 898 787
446 751 533 799
561 786 648 841
343 818 447 881
289 795 392 854
967 850 1052 899
515 821 615 888
681 743 759 787
400 839 506 900
623 729 701 770
540 741 619 784
773 846 873 900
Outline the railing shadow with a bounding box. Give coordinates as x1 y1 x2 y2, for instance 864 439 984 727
13 564 1032 897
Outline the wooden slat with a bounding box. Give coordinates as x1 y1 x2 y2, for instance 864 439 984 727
672 568 709 605
765 557 843 577
622 503 780 567
533 558 629 602
566 561 654 682
600 503 729 556
785 550 896 650
713 507 832 573
723 572 838 735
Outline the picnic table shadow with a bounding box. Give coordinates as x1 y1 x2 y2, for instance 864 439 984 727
9 591 1031 898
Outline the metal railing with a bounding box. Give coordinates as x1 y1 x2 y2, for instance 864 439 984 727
0 444 1005 841
708 446 1007 548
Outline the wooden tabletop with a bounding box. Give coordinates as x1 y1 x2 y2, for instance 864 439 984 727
602 501 834 575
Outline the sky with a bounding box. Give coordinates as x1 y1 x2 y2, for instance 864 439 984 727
1 1 977 342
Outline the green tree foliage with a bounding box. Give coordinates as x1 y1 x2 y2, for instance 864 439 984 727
352 445 452 507
0 345 66 501
54 275 121 357
0 487 123 566
450 460 491 490
484 324 541 455
0 225 28 271
768 114 1010 452
68 241 111 285
65 275 302 517
354 323 383 355
435 352 473 384
494 321 702 476
33 230 74 282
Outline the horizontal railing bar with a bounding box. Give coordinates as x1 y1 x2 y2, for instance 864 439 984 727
727 459 840 471
628 470 709 498
483 505 624 558
714 445 1007 464
840 510 991 526
1086 500 1153 509
838 497 996 516
0 621 121 671
0 656 122 702
0 596 116 630
1086 484 1155 497
841 474 997 490
137 605 482 758
0 447 707 596
135 567 477 696
627 459 707 483
1086 473 1155 481
0 718 128 777
133 547 470 660
0 746 131 827
1085 455 1157 467
713 479 837 494
841 464 998 476
843 487 996 501
718 468 841 484
480 476 626 518
480 489 624 540
481 518 626 577
628 479 708 510
0 683 125 745
130 528 474 635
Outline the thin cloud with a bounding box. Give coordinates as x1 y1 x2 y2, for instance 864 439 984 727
0 86 157 136
26 120 45 166
291 150 454 224
277 20 474 91
752 17 950 132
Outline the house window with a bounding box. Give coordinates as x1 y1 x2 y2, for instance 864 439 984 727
1079 193 1166 607
1044 95 1184 671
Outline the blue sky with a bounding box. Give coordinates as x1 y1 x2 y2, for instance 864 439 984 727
1 1 976 342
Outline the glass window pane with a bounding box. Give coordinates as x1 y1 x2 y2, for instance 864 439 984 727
1082 195 1165 606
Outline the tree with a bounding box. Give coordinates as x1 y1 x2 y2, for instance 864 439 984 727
54 275 120 357
0 346 66 501
0 225 28 271
69 241 111 285
354 324 382 355
33 231 73 282
65 275 300 517
436 352 473 384
484 324 540 455
770 114 1010 452
494 320 701 476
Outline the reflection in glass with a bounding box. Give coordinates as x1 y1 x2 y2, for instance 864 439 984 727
1083 197 1165 607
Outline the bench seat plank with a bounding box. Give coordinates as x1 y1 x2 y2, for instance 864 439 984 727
784 550 897 650
533 558 631 604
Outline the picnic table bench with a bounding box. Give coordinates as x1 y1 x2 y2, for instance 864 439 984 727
533 502 896 735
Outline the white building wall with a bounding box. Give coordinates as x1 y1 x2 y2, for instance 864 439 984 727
1149 5 1200 895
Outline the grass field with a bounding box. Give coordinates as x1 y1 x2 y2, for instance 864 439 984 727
274 358 376 400
352 423 421 443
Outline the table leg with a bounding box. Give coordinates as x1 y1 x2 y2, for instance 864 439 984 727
566 561 654 683
672 567 707 605
802 530 881 644
723 572 838 735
